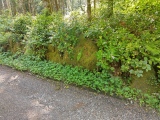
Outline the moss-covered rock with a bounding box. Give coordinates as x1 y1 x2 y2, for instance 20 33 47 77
131 69 160 94
46 45 63 64
72 36 98 70
46 35 98 70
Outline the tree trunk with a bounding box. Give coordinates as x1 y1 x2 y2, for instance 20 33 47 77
93 0 96 16
54 0 59 12
1 0 6 10
31 0 36 15
87 0 91 21
1 0 4 9
0 0 3 13
6 0 12 14
43 0 52 13
108 0 113 17
94 0 96 9
16 0 24 13
28 0 32 13
10 0 17 16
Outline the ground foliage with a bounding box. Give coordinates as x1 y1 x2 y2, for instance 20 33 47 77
0 52 159 112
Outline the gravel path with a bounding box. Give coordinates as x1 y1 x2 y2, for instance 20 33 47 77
0 65 159 120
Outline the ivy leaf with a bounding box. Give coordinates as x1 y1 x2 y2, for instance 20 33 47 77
146 64 151 72
129 69 134 74
137 73 143 78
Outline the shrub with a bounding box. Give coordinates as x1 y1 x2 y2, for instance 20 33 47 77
27 9 53 59
49 12 85 58
0 13 13 52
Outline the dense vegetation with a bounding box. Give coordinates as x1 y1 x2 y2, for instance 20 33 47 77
0 0 160 111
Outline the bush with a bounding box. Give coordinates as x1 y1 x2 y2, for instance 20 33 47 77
11 15 31 46
0 13 13 52
27 10 53 59
95 6 160 79
49 12 85 58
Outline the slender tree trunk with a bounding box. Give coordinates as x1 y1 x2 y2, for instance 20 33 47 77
49 0 53 12
87 0 91 21
1 0 6 10
108 0 113 17
62 0 65 14
28 0 31 13
0 1 3 13
43 0 52 13
10 0 17 16
1 0 4 10
31 0 36 15
17 0 24 13
6 0 12 15
93 0 96 16
71 0 74 10
54 0 59 11
94 0 96 9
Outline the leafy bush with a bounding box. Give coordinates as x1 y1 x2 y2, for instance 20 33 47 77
0 11 12 33
27 10 53 59
49 12 85 58
9 14 32 47
95 3 160 79
97 27 147 77
133 0 160 15
84 19 105 40
0 13 13 52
